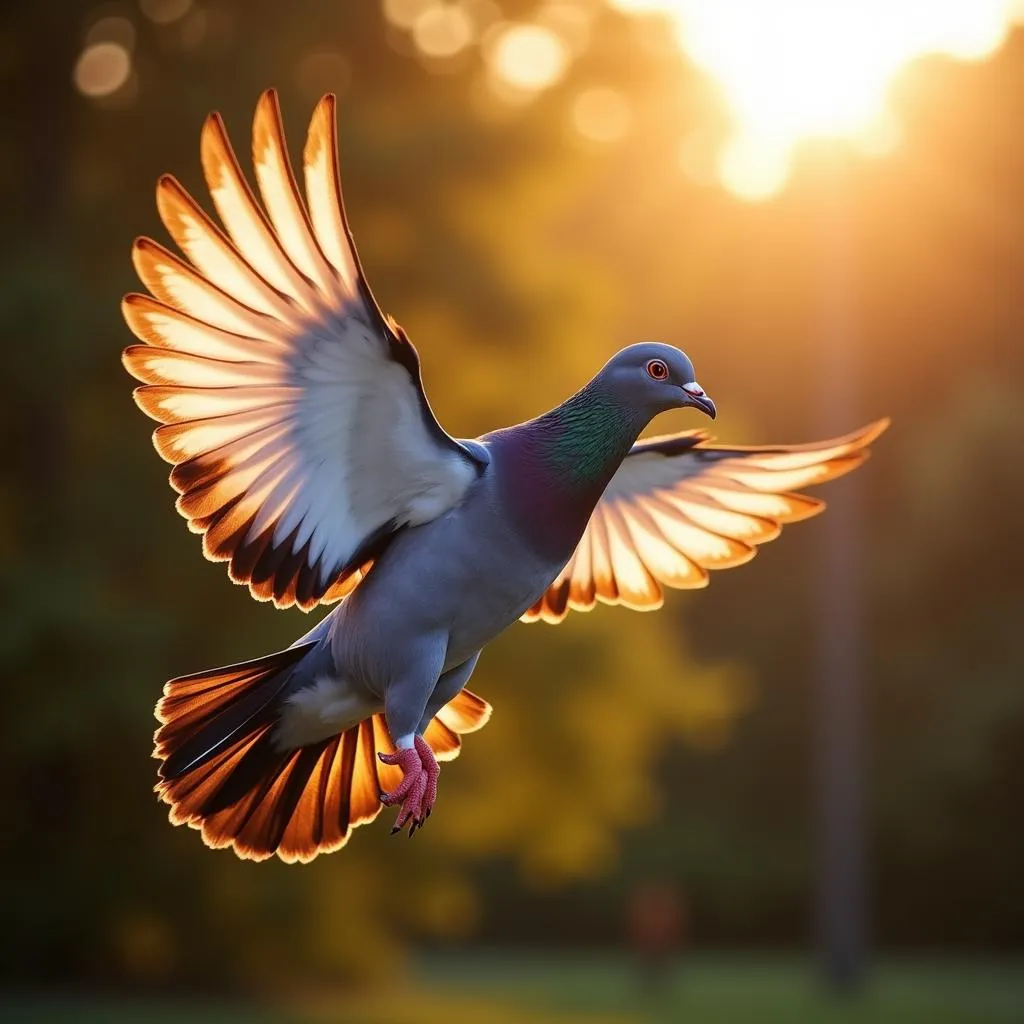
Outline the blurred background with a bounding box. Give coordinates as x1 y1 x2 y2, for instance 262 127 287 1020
1 1 1023 1021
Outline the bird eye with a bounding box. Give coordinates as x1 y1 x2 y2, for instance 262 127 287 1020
646 359 669 381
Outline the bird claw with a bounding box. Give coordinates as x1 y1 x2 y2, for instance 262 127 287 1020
379 736 439 838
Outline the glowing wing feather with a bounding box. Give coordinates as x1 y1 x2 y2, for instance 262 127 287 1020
124 91 483 610
523 419 888 623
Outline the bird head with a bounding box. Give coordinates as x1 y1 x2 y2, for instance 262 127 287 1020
600 342 716 420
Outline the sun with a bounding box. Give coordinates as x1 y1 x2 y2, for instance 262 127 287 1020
612 0 1020 200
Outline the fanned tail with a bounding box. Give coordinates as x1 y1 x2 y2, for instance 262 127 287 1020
154 649 492 863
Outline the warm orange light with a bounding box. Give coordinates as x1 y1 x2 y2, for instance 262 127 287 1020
572 87 631 143
383 0 435 30
413 4 474 58
610 0 1022 200
488 23 569 93
717 134 789 203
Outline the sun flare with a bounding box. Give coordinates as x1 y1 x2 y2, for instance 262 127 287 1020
612 0 1022 199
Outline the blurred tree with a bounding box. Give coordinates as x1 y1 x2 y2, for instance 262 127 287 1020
1 0 1022 993
870 380 1024 946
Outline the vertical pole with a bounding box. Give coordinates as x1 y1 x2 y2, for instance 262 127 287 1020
815 160 867 991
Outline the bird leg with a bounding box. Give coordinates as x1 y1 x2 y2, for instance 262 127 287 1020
379 735 439 836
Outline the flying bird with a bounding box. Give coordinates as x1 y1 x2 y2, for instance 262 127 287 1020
122 90 887 862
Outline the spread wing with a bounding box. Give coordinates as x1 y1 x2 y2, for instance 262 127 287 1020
523 419 889 623
123 90 483 610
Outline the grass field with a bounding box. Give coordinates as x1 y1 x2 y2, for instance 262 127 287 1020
3 956 1023 1023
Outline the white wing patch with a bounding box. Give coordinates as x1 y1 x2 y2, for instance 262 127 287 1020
124 90 480 610
523 419 889 623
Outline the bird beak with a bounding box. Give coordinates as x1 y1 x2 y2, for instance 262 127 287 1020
681 381 716 420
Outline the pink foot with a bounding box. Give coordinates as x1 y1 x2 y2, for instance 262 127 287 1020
379 735 439 837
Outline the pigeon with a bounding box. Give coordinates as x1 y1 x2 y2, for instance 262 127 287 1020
122 90 888 862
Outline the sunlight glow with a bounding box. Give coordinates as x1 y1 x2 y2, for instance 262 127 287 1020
413 3 475 57
572 87 632 143
383 0 435 29
609 0 1023 199
718 134 790 202
488 24 569 93
536 2 594 56
74 42 132 98
389 0 499 60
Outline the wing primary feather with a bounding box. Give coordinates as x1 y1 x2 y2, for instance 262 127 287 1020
122 294 282 364
123 346 281 389
155 173 299 323
132 237 283 343
619 501 709 589
200 110 321 312
303 94 358 296
588 505 619 603
568 530 596 610
603 502 664 609
252 89 337 297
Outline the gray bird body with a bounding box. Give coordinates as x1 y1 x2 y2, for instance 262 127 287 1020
277 349 678 752
278 472 552 751
123 92 886 861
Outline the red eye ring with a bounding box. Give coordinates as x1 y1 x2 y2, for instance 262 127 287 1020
646 359 669 381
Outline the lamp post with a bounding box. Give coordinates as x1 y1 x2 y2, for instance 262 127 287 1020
814 155 867 991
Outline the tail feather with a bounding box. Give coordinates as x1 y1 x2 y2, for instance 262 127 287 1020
155 644 315 776
436 688 492 736
424 718 460 761
421 688 492 762
154 648 493 863
353 718 384 822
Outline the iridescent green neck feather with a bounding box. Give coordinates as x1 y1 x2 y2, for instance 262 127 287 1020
534 383 646 483
494 380 649 561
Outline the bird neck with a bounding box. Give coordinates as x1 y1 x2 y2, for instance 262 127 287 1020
499 379 648 560
531 380 647 484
